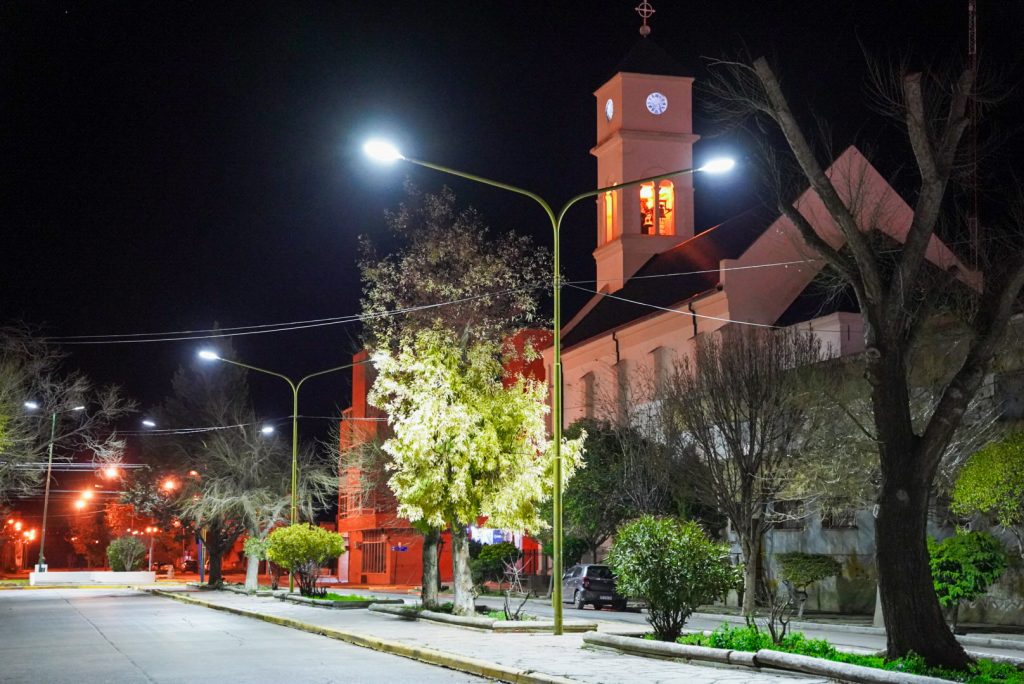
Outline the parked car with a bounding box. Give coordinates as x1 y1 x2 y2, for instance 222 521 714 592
561 563 627 610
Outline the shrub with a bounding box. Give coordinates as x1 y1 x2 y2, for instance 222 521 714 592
607 516 735 641
775 552 842 617
928 531 1008 631
952 432 1024 559
470 542 520 586
106 535 147 571
266 523 346 597
681 626 1024 683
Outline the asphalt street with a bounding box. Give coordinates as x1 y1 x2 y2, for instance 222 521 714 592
0 589 482 684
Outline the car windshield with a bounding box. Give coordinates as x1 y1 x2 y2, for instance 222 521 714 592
587 566 613 580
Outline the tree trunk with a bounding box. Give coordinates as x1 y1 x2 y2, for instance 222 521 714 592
876 471 970 668
870 352 971 669
741 535 760 617
450 524 475 616
244 553 260 592
208 549 224 586
421 527 440 609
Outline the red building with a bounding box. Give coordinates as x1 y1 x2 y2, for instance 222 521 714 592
335 332 551 587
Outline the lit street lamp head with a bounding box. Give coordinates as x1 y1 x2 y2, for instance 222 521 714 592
142 419 156 427
364 139 404 162
197 350 219 361
260 425 275 435
23 401 39 410
698 157 736 174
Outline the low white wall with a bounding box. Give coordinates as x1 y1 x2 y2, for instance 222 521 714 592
29 571 156 586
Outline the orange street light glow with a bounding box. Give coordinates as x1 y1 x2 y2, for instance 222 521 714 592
74 500 86 510
81 489 94 500
103 466 119 479
162 478 177 491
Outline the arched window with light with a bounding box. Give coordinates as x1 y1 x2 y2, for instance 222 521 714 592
639 180 676 236
604 191 616 243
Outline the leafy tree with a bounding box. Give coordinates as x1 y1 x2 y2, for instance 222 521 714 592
106 535 146 571
776 552 843 618
146 341 337 589
952 432 1024 559
471 541 520 588
370 328 584 615
360 185 550 608
659 327 824 616
608 516 736 642
266 523 346 597
66 510 109 567
706 51 1024 667
558 419 640 562
928 531 1008 632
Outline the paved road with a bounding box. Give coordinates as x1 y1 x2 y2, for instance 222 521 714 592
0 589 481 684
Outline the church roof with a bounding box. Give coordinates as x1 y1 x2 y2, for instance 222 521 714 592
562 206 774 349
773 275 860 327
613 38 691 79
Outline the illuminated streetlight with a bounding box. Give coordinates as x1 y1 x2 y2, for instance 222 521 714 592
162 478 177 492
198 350 365 592
363 139 404 162
365 139 735 633
81 489 94 500
260 425 275 435
142 419 157 428
103 466 120 479
74 500 86 510
25 402 87 572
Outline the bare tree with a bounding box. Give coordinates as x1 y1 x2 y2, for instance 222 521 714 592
659 327 823 617
0 325 135 504
704 53 1024 666
149 346 337 588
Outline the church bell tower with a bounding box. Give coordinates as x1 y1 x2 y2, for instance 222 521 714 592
591 6 698 293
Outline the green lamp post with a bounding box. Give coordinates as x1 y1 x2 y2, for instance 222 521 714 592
198 351 364 591
364 138 734 633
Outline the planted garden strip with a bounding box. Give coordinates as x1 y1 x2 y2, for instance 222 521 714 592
368 603 597 633
583 633 951 684
281 594 405 609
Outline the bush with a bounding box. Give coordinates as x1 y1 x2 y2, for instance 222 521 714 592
266 524 346 597
952 432 1024 558
607 516 736 641
928 531 1008 630
775 552 842 617
106 535 147 571
471 542 520 586
681 626 1024 683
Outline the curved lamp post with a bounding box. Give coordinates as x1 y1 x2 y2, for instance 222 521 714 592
197 351 365 591
23 401 86 572
364 139 734 634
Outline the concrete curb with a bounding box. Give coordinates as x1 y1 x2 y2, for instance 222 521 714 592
690 611 1024 651
369 603 598 633
584 633 950 684
147 589 577 684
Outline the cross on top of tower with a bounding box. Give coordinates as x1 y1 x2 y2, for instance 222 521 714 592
635 1 655 37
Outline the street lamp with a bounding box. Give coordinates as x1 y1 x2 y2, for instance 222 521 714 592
25 402 86 572
197 350 365 591
365 139 734 633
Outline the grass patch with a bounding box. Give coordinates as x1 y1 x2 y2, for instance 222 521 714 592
678 626 1023 683
484 609 537 621
320 593 378 602
0 579 28 587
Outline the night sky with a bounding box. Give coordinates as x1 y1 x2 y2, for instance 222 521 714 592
4 1 1022 436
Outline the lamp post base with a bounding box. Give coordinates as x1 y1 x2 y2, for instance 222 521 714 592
34 564 48 573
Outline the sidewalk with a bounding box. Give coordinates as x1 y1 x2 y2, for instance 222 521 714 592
149 586 826 684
